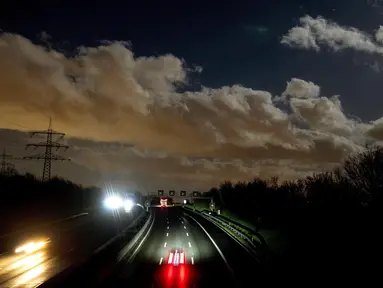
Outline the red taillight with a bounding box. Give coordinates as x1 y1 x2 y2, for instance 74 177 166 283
180 265 186 282
158 261 193 287
168 252 174 264
167 265 173 280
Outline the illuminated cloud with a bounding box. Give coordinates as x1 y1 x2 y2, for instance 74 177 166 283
0 32 378 190
281 15 383 55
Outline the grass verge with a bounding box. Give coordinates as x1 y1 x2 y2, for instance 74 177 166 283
184 203 285 255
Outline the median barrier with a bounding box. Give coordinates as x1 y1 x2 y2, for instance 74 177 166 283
117 208 155 262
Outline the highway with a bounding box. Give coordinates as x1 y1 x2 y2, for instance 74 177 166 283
0 209 143 288
103 207 261 287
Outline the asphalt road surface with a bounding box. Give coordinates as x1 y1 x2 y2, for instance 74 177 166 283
0 208 142 288
103 207 261 287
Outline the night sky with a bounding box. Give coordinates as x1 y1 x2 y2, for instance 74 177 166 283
1 0 383 191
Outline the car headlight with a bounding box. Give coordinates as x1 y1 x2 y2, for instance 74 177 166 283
104 196 123 209
124 199 134 212
15 240 49 254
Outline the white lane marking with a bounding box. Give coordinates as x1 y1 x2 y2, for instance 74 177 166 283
164 242 167 247
159 257 163 265
181 221 184 224
166 233 169 237
167 226 169 229
191 256 194 265
186 232 189 236
188 242 192 247
184 226 186 229
187 214 235 276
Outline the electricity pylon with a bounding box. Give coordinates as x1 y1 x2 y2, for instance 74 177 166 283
24 118 70 181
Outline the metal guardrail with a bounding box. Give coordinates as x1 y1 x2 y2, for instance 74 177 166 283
183 207 260 261
117 209 155 262
93 210 151 255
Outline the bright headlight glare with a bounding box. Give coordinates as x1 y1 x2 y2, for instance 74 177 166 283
124 199 134 211
104 196 123 209
15 240 47 254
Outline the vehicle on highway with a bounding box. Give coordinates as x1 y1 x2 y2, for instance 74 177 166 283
167 248 185 266
160 198 168 207
15 238 50 254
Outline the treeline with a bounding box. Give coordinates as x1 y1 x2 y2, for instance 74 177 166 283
205 147 383 281
0 172 103 233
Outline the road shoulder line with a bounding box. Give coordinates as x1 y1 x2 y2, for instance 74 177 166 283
186 214 235 277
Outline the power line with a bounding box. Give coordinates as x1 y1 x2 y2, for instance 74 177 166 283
23 118 70 181
0 148 16 176
0 116 33 130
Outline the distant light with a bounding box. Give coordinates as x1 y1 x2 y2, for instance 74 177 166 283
183 200 187 204
104 195 123 210
160 198 168 207
124 199 134 212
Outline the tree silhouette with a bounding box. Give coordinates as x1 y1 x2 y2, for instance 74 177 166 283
201 147 383 281
0 171 102 235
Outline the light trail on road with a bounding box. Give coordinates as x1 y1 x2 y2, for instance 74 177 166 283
103 207 237 287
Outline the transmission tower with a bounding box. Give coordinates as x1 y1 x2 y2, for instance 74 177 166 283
0 148 16 175
24 118 70 181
